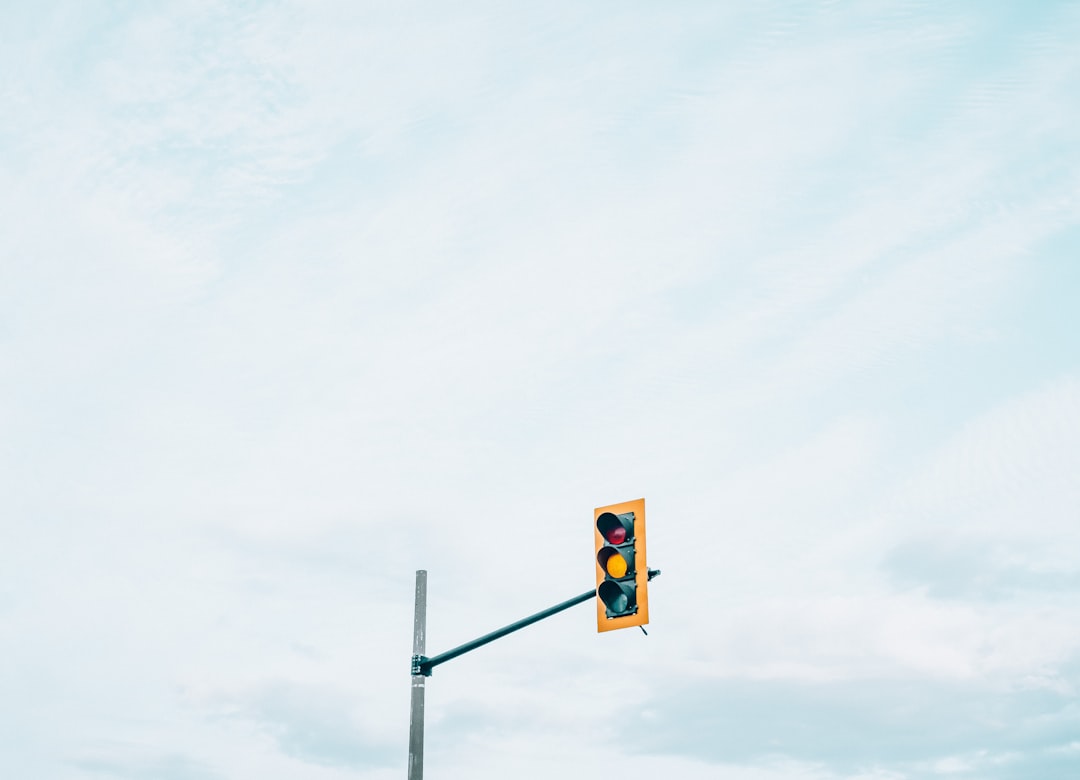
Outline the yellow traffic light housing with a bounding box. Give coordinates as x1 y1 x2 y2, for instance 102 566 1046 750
594 498 648 632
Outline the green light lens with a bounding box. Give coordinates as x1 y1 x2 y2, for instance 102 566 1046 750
598 580 633 614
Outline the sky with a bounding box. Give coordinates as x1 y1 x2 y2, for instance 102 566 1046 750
2 1 1079 778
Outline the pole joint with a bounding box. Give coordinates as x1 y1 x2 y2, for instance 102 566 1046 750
411 654 430 677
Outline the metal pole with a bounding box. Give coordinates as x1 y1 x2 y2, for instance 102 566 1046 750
407 570 427 780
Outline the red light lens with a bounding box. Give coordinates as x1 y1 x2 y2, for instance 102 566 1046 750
604 526 627 545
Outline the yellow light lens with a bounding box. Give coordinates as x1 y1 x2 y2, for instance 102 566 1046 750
605 553 628 578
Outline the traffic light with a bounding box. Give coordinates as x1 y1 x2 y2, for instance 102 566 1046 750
594 498 648 632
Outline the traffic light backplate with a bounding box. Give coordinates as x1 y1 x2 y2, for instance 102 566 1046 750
594 498 648 632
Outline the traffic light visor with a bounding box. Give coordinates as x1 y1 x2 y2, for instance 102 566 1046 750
597 512 633 545
598 580 636 613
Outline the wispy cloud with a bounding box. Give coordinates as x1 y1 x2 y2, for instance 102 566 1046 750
200 681 398 770
639 666 1080 777
73 752 224 780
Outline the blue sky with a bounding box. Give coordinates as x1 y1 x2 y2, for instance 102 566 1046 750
2 1 1079 779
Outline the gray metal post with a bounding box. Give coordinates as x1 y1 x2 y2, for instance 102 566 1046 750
408 570 427 780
